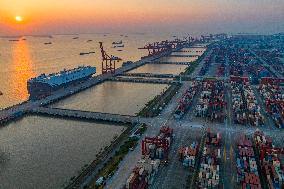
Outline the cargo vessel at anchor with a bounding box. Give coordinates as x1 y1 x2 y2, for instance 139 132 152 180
27 66 96 100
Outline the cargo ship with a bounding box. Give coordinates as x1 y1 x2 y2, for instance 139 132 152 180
28 66 96 100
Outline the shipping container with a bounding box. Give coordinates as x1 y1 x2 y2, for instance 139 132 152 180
195 80 226 122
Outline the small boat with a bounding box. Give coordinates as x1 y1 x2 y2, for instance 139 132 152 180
9 39 19 42
79 52 89 55
0 91 3 95
44 42 52 45
122 61 133 66
22 38 27 41
112 40 123 45
73 37 79 39
87 40 92 42
113 44 124 48
124 35 128 38
88 51 95 54
117 49 123 51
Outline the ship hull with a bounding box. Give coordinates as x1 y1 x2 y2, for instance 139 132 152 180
28 75 91 100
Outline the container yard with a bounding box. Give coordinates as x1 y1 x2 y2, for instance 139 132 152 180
199 56 212 76
197 129 222 189
124 126 174 189
174 81 200 119
204 45 227 77
230 76 264 126
259 78 284 128
255 49 284 77
253 130 284 189
195 80 226 123
236 135 262 189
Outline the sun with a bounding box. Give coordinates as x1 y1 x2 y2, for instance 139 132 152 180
15 16 23 22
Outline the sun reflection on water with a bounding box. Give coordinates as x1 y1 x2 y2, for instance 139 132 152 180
11 39 35 100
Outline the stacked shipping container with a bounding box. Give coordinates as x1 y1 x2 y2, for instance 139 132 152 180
179 142 199 168
254 131 284 189
195 80 226 122
174 81 200 119
236 135 262 189
259 77 284 128
197 130 221 188
125 127 174 189
231 76 264 126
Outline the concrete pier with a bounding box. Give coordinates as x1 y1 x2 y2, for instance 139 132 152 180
30 107 138 124
165 54 199 58
150 61 192 65
108 77 180 84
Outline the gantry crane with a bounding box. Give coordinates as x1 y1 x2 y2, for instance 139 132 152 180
99 42 122 74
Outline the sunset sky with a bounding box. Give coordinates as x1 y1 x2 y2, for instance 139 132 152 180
0 0 283 35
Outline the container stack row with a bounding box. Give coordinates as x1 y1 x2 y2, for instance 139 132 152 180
247 61 271 84
199 50 215 76
236 135 262 189
231 76 247 124
255 50 284 76
254 131 284 189
174 81 200 119
228 47 247 76
230 76 264 126
178 141 199 168
197 130 221 189
205 129 221 146
214 47 226 77
141 126 173 161
125 158 160 189
125 126 174 189
195 80 226 122
259 77 284 128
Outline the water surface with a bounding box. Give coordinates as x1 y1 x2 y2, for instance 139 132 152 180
0 116 125 189
51 81 169 115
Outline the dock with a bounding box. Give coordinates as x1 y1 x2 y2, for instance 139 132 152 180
30 107 138 124
108 77 180 84
165 54 199 58
150 61 192 65
119 73 178 78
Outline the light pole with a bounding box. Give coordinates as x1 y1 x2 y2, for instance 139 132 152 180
179 68 182 83
137 104 140 123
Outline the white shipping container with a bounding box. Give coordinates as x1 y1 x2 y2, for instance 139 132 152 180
139 167 144 175
217 149 221 158
206 172 209 179
126 173 135 189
